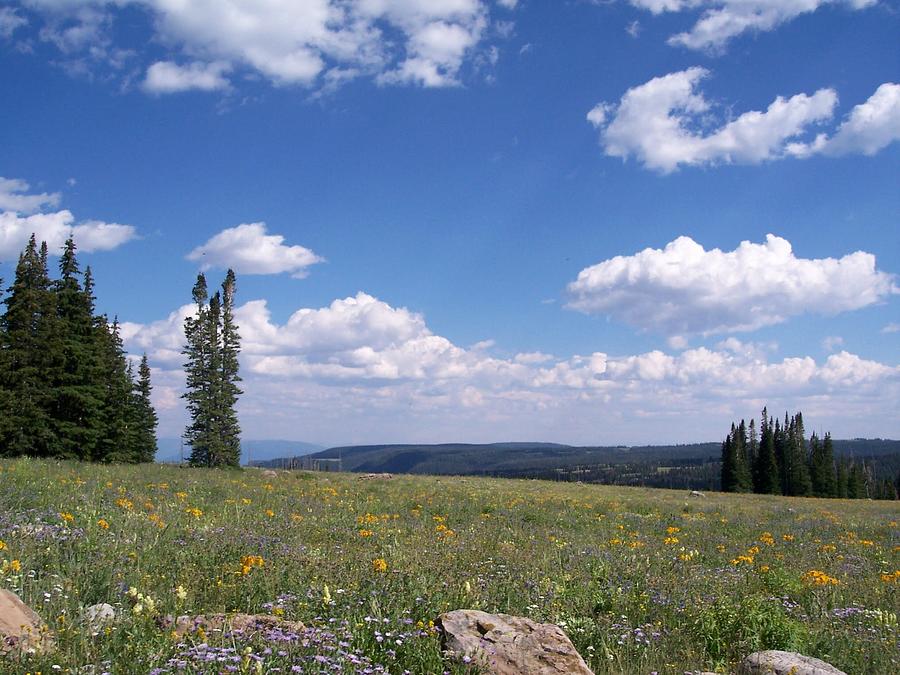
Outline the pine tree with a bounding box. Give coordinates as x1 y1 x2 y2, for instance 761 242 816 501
95 318 135 462
49 238 104 459
0 236 58 456
754 408 780 494
184 273 212 466
219 270 242 466
835 460 849 498
721 427 738 492
132 354 158 462
783 413 812 496
847 462 866 498
182 271 242 468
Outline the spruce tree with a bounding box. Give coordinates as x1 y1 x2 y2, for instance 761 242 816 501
95 318 135 462
219 270 242 466
133 354 159 462
49 238 104 459
182 272 242 468
0 236 58 456
754 408 780 494
836 459 849 498
184 273 212 466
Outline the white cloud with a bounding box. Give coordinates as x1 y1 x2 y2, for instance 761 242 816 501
787 83 900 158
566 234 898 336
0 177 60 214
588 67 840 172
123 291 900 444
589 69 899 172
187 223 323 278
0 7 27 38
143 60 231 94
822 335 844 353
21 0 506 91
497 0 519 8
882 322 900 334
628 0 876 52
0 176 137 260
0 210 137 259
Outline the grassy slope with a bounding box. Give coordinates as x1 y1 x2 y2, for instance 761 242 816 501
0 459 897 674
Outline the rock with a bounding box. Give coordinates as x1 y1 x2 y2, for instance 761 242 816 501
739 650 847 675
690 490 706 498
160 613 305 638
358 473 393 480
261 470 279 478
0 589 54 655
83 603 116 633
437 609 593 675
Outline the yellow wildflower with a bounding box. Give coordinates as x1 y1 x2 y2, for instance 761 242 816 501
802 569 839 586
664 536 679 545
372 558 388 573
666 526 680 534
239 555 265 575
97 519 110 530
59 512 75 523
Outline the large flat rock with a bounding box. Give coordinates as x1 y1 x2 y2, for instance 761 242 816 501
739 650 847 675
438 609 594 675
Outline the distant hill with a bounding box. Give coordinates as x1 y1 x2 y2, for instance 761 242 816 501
155 438 324 466
250 438 900 492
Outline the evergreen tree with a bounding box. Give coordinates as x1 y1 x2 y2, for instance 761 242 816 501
182 271 242 468
754 408 780 494
0 236 58 456
783 413 812 496
95 318 135 462
734 420 753 492
820 433 837 497
49 238 104 459
720 427 738 492
219 270 242 466
132 354 159 463
847 462 866 499
836 459 849 498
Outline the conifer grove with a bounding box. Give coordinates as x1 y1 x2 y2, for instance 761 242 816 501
721 408 898 499
0 235 158 461
182 270 242 468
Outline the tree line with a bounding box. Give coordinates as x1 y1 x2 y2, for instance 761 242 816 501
0 235 157 462
721 408 898 499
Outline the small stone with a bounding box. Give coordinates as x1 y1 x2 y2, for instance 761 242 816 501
690 490 706 498
0 589 54 655
438 609 593 675
739 650 847 675
357 473 393 480
83 603 116 632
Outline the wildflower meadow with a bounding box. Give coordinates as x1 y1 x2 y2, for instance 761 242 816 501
0 458 897 674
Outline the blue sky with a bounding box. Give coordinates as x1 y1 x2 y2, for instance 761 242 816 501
1 0 898 446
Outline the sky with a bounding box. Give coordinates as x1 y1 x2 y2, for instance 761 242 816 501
0 0 898 447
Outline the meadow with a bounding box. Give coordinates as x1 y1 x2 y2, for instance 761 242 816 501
0 458 897 674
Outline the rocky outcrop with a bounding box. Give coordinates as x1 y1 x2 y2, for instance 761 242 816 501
358 473 393 480
83 603 116 633
0 589 53 655
739 650 847 675
437 609 593 675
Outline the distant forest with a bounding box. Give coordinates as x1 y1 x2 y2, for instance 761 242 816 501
255 438 900 496
721 409 898 500
0 235 157 462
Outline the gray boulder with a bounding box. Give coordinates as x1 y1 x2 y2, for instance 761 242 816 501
438 609 593 675
739 650 847 675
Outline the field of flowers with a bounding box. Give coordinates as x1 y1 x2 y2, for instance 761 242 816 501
0 458 897 674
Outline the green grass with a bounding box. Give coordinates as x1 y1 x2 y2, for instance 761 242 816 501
0 458 897 674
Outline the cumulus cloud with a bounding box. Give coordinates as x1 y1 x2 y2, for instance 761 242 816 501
787 83 900 158
19 0 507 91
123 293 900 443
0 177 60 213
143 61 231 94
187 223 323 278
588 69 899 172
0 176 136 260
628 0 876 52
566 234 898 336
0 210 137 259
587 67 838 172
